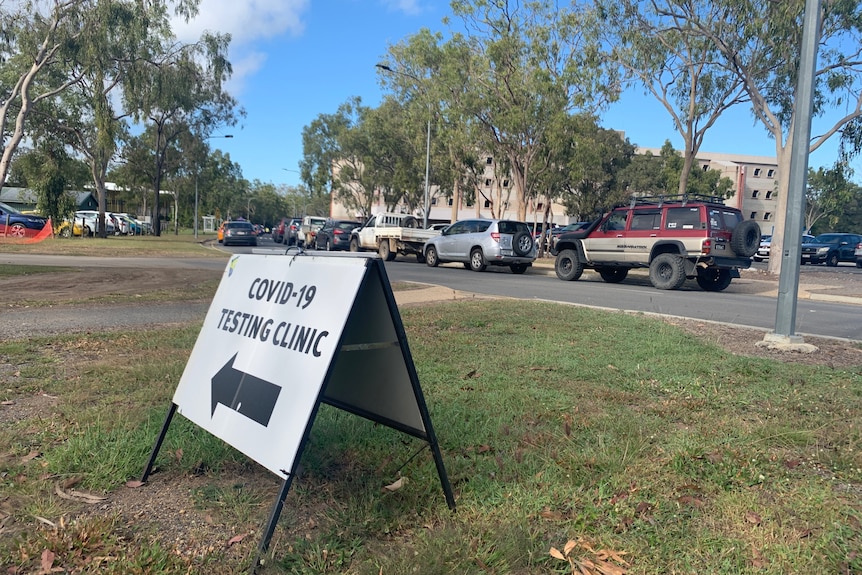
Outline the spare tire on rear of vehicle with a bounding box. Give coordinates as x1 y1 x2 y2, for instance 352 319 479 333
730 220 761 257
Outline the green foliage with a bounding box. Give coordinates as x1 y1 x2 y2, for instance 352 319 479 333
805 164 861 233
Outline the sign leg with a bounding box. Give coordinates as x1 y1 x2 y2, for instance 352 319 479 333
140 403 177 483
251 475 294 574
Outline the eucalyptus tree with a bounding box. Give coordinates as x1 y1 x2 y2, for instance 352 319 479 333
9 142 85 224
0 0 90 188
804 165 859 234
548 113 635 221
597 0 747 196
444 0 617 220
381 28 480 223
302 97 391 220
124 31 240 235
663 0 862 274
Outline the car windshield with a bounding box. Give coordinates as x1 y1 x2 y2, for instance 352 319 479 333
0 201 22 214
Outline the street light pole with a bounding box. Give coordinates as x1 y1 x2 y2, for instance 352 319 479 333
196 134 233 239
376 63 432 228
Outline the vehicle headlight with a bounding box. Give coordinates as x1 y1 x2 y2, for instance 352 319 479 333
817 247 829 254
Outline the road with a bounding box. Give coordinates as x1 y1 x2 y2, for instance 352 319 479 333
4 238 861 341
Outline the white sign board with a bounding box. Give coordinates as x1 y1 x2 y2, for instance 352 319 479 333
172 254 367 477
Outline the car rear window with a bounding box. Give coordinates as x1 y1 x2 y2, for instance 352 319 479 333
228 222 253 230
708 208 742 232
497 221 527 234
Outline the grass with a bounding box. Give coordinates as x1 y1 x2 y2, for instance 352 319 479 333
1 299 860 574
0 229 225 258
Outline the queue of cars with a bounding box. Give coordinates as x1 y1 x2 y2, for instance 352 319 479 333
258 202 860 287
0 202 49 238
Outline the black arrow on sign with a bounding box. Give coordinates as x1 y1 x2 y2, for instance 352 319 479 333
211 353 281 427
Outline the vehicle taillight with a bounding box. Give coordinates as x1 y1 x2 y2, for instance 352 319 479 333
701 238 712 255
490 232 500 242
333 229 343 235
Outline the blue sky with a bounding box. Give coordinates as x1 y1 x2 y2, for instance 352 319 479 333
172 0 842 190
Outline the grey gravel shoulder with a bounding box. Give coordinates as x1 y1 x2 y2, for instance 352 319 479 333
1 301 210 341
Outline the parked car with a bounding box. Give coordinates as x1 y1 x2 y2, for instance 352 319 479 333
56 218 84 237
800 232 862 266
0 202 49 238
108 212 132 235
222 220 258 246
423 218 537 274
753 234 772 262
273 217 302 244
551 194 758 291
856 240 862 268
74 210 115 236
313 219 361 250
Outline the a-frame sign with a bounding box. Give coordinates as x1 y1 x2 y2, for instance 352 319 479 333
140 252 455 570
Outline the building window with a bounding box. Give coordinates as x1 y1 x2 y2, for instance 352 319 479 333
750 212 757 219
751 190 759 198
503 180 509 187
431 197 438 206
447 197 454 206
765 191 773 199
486 157 493 164
466 198 474 207
536 202 544 211
764 212 772 220
767 169 775 178
484 178 492 187
753 168 761 176
702 165 709 171
483 199 491 208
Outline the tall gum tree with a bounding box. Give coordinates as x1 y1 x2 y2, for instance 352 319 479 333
597 0 748 196
662 0 862 275
124 30 240 235
0 0 89 189
447 0 618 221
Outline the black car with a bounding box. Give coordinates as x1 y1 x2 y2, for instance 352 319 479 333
0 202 49 238
223 221 258 246
800 232 862 266
314 220 361 250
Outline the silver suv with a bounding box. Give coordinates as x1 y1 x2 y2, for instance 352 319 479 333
423 219 537 274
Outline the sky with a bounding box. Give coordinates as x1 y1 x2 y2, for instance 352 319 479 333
170 0 845 190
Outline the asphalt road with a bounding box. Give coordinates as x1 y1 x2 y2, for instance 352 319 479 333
4 243 861 341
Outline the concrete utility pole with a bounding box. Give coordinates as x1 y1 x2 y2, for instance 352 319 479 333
762 0 821 349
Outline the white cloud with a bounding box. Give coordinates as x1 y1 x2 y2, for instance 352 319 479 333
382 0 423 16
171 0 309 46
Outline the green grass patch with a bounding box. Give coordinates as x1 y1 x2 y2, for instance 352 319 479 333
1 300 860 574
0 231 226 258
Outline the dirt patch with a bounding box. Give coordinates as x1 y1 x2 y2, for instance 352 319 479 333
0 267 222 307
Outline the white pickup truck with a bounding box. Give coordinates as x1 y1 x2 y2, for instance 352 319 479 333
349 213 440 262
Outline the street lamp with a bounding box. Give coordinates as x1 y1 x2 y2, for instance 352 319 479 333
195 134 233 239
376 63 432 228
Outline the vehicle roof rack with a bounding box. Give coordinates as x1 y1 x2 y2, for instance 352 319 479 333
627 194 726 208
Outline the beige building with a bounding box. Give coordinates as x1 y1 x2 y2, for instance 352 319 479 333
330 149 780 233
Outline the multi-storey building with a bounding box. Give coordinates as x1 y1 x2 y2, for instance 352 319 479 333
330 149 781 233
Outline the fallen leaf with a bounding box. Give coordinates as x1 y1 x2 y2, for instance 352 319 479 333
477 444 492 454
40 549 55 573
549 547 566 560
1 400 13 406
745 511 762 525
21 451 40 463
382 477 406 492
539 509 563 521
34 516 56 528
125 480 145 489
226 533 248 547
61 477 81 489
635 502 654 516
563 539 578 556
54 484 107 504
